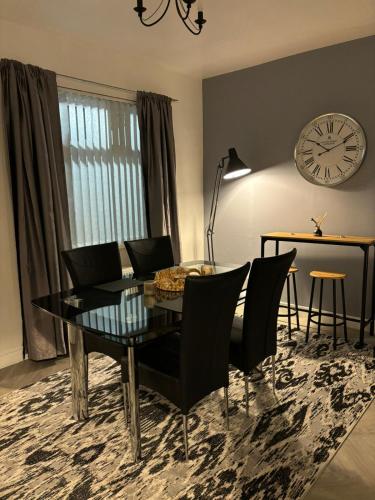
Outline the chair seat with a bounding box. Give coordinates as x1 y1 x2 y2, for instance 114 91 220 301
310 270 346 280
122 332 182 408
289 266 298 274
138 332 181 377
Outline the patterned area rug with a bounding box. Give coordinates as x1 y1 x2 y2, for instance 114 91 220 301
0 327 374 500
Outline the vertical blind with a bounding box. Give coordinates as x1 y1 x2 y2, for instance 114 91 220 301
58 89 147 248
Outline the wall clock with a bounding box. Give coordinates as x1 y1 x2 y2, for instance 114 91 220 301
294 113 366 186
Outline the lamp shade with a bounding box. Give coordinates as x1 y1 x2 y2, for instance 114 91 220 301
223 148 251 180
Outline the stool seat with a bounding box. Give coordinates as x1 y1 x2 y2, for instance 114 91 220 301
289 266 298 274
309 270 346 280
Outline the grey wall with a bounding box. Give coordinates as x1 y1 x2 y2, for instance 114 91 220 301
203 36 375 316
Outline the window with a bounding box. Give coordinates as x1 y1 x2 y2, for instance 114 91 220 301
58 89 147 248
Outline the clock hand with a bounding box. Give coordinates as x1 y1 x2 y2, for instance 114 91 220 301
305 139 330 152
318 139 348 156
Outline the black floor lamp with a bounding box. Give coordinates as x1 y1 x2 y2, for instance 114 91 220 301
206 148 251 263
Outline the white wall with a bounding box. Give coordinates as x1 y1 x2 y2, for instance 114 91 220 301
0 18 204 368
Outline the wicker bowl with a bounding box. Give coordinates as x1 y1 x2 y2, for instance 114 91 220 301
154 266 201 291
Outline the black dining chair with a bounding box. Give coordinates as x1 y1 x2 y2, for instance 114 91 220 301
229 249 297 415
61 242 123 289
124 235 175 279
61 242 130 419
122 262 250 460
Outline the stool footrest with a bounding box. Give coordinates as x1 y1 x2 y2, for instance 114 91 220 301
278 304 298 318
309 312 345 328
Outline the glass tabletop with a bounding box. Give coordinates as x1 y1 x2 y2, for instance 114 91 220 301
32 260 240 346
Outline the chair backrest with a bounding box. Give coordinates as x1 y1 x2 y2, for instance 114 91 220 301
124 236 174 279
180 262 250 414
240 248 297 373
61 242 122 289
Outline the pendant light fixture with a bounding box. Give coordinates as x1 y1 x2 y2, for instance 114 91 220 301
134 0 206 35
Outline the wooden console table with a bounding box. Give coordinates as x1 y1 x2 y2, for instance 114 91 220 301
260 232 375 348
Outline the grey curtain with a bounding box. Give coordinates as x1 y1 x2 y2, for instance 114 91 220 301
137 91 181 262
0 59 71 360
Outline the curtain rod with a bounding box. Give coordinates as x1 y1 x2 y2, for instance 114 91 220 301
56 73 178 102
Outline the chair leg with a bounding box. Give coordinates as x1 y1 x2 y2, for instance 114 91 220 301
292 272 300 330
122 382 129 427
317 279 324 336
333 280 337 350
306 278 316 343
286 275 292 339
244 375 249 416
182 414 189 461
341 280 348 342
224 387 229 430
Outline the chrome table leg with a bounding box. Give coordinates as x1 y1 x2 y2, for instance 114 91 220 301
67 324 88 420
182 414 189 460
127 346 141 462
122 382 130 427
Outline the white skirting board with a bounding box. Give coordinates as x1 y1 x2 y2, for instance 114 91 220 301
0 347 24 369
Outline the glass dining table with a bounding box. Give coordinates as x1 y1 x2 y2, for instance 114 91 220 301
32 260 242 462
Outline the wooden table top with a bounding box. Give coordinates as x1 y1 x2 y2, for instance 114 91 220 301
261 232 375 246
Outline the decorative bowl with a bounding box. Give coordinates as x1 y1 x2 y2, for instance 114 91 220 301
154 266 201 291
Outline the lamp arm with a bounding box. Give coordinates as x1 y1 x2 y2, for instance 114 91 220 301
207 163 223 232
206 156 227 262
208 168 223 234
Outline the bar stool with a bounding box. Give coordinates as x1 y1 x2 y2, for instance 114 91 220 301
306 271 348 349
279 266 300 339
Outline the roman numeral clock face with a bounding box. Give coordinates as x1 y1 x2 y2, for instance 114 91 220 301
294 113 366 186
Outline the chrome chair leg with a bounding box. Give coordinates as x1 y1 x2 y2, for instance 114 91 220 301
244 375 249 416
122 382 129 426
224 387 229 430
182 414 189 461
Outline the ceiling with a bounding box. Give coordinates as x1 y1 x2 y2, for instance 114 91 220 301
1 0 374 78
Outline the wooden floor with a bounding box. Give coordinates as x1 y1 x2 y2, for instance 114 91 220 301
296 312 375 500
0 356 70 396
0 313 374 499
